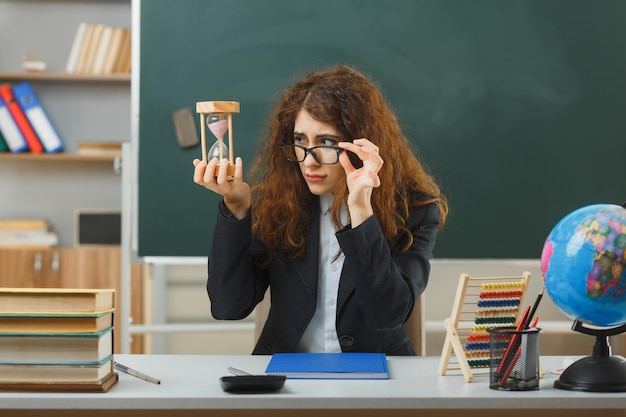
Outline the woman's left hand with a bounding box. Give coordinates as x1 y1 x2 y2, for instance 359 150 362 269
338 138 384 226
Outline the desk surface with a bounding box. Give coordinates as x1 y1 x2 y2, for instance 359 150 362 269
1 355 625 417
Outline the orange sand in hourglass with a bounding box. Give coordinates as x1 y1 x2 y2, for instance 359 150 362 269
209 119 229 147
207 118 229 160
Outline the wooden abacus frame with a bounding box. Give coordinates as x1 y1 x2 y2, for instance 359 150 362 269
196 100 240 177
438 271 532 382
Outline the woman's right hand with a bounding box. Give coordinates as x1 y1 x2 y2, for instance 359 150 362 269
193 157 251 220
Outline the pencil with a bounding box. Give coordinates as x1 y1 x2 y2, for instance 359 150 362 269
498 316 540 387
114 361 161 384
495 305 530 375
524 287 544 328
498 347 522 387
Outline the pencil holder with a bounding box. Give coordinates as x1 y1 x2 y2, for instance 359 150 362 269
488 327 541 391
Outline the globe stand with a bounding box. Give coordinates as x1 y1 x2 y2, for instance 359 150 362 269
554 320 626 392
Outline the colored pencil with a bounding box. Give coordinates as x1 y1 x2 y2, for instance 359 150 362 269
524 287 544 328
495 305 530 375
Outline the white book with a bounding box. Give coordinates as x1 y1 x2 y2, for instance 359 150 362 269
91 26 113 75
0 328 112 365
74 23 96 75
0 231 59 247
0 358 114 383
65 22 88 74
81 23 104 75
102 27 124 75
0 96 28 153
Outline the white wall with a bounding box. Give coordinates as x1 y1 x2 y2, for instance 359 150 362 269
0 1 131 246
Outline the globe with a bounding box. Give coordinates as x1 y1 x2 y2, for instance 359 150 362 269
541 204 626 327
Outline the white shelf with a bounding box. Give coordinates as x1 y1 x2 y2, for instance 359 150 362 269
0 72 130 82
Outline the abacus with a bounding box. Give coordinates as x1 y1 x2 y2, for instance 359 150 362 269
438 271 531 382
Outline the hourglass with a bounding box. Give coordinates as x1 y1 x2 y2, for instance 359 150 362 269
196 100 240 177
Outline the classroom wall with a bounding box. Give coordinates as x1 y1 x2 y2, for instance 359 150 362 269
4 2 622 359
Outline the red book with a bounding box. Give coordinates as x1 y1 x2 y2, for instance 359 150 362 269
0 84 43 153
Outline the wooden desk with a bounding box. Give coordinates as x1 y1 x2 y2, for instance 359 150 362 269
0 355 625 417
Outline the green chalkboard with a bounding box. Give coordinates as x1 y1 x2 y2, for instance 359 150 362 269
138 0 626 258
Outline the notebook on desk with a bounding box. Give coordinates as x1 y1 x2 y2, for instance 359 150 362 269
265 352 389 380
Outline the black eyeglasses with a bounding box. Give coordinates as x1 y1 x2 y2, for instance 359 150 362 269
279 143 343 165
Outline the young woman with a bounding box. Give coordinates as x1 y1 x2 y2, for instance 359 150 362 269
193 65 448 355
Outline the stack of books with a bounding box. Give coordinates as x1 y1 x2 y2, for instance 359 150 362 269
0 82 64 154
0 219 59 248
65 22 131 76
0 288 118 392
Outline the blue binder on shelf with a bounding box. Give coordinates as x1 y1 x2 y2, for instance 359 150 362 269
265 352 389 380
0 95 29 153
12 82 64 153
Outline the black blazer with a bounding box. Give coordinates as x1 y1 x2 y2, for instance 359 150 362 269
207 197 441 356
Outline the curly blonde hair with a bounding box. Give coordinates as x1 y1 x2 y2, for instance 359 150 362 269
248 65 447 260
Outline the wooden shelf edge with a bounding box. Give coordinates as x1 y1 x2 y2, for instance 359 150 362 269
0 153 120 162
0 72 130 82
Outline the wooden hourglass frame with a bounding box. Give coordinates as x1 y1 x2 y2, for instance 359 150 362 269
196 100 240 177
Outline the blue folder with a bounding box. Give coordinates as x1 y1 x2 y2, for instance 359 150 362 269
12 82 64 153
265 352 389 379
